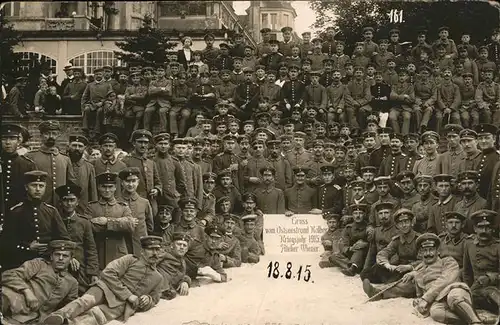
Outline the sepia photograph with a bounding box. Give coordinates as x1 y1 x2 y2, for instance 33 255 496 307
1 1 500 324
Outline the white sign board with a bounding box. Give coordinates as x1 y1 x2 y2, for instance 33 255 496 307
263 214 328 255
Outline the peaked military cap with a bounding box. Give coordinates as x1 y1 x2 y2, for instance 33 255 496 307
204 32 215 40
457 170 479 183
374 176 391 185
302 58 313 65
49 240 77 252
474 123 498 136
444 211 466 222
416 233 440 249
459 129 477 140
130 129 152 142
462 72 474 79
153 133 170 143
172 232 191 242
1 123 22 137
292 166 310 175
378 39 389 44
421 131 439 143
320 165 335 173
96 172 118 185
259 166 276 175
350 179 365 188
269 39 280 45
374 201 395 212
219 43 230 49
242 192 256 203
281 26 293 33
38 120 61 132
25 170 48 184
55 182 82 198
178 197 198 210
433 174 454 183
360 166 377 174
363 26 374 33
393 208 414 222
140 235 163 249
99 132 119 145
414 174 433 184
241 214 257 223
266 139 281 147
349 203 368 213
470 209 498 227
379 127 392 135
119 167 141 180
404 133 420 142
205 224 224 238
390 133 404 141
202 172 217 182
438 26 449 33
68 133 89 146
158 204 173 213
172 138 187 145
396 170 415 182
323 211 341 222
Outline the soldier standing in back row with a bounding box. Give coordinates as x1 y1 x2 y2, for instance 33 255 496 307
1 124 36 216
26 120 76 206
473 123 499 199
67 134 97 209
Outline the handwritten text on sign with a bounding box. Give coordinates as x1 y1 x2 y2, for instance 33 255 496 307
263 214 327 255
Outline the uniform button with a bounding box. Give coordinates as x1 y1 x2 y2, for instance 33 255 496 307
7 160 11 163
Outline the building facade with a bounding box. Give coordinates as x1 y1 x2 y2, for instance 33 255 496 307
245 1 298 43
4 1 256 83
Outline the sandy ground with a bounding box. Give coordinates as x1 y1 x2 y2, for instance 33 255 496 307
110 254 439 325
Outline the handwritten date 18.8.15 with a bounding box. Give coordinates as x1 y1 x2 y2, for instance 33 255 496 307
266 261 313 282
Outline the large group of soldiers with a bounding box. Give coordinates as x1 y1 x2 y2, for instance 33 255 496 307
1 24 500 325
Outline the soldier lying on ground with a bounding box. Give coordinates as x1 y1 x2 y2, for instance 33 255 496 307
43 236 164 325
318 212 343 268
2 240 78 325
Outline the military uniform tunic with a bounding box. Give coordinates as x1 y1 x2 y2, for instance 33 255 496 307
0 151 36 216
377 230 420 267
413 154 440 176
1 200 70 270
363 223 399 272
438 232 471 268
88 199 135 269
400 192 421 210
285 149 312 169
122 152 162 201
336 221 369 268
220 233 242 268
121 193 153 255
428 196 458 234
369 145 391 169
475 148 500 199
2 258 78 323
212 151 241 190
267 156 292 191
369 196 400 227
284 183 317 213
239 231 261 263
454 194 487 234
92 156 127 196
313 183 344 214
61 212 99 292
26 146 77 206
378 153 408 178
71 158 98 208
254 186 285 214
488 160 500 213
154 153 187 208
156 248 191 292
412 195 438 233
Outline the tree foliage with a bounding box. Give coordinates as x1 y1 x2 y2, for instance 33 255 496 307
309 0 499 53
0 11 22 85
114 14 177 67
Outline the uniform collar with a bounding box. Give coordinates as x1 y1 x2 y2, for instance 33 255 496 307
100 155 118 165
438 195 453 206
442 232 466 244
399 230 417 244
98 198 117 205
131 151 148 160
40 145 59 155
122 192 139 201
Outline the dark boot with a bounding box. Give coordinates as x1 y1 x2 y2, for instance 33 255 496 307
453 301 483 325
328 255 349 269
362 279 382 300
42 314 66 325
341 264 357 277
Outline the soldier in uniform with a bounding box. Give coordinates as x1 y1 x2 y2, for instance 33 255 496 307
438 212 471 269
378 133 408 178
266 139 292 191
428 174 459 235
321 27 337 57
88 172 136 270
153 133 187 222
413 131 441 176
152 204 174 246
67 134 97 209
124 71 148 133
213 170 242 214
368 176 400 228
369 127 392 169
403 133 422 171
361 166 379 204
458 129 481 174
234 67 260 120
476 66 500 125
1 240 78 324
201 33 219 68
474 124 499 199
81 67 113 135
463 210 500 314
489 158 500 214
1 171 70 270
363 208 419 300
0 123 36 215
212 134 241 191
119 167 154 256
286 131 312 168
396 170 421 209
143 64 173 131
26 120 76 206
55 183 99 295
409 233 484 325
44 236 164 325
412 175 438 233
254 167 285 214
285 167 317 215
360 202 398 281
331 203 370 276
454 171 487 234
219 214 242 268
241 139 270 193
92 133 127 194
313 164 344 214
256 28 272 58
238 214 261 263
318 212 343 268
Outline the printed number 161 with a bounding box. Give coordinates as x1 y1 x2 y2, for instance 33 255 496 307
388 9 404 23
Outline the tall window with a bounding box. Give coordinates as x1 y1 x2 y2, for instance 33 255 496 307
283 14 289 27
1 2 20 16
261 13 268 28
69 51 119 75
270 13 277 30
16 52 57 74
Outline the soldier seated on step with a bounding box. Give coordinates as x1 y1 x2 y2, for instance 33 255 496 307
318 211 343 269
